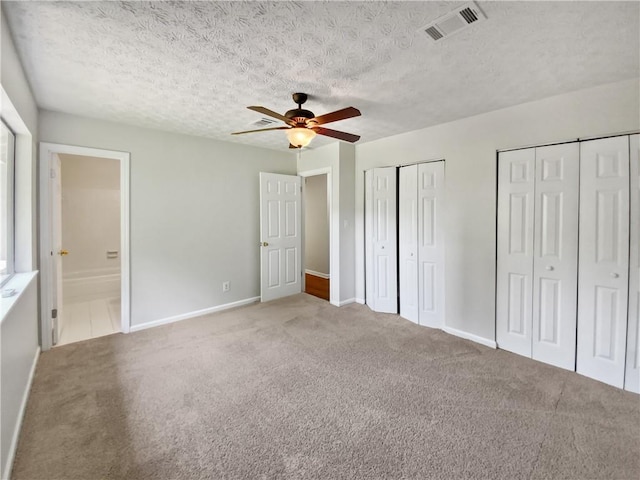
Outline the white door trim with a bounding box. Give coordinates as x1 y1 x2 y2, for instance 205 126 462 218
298 167 337 306
39 142 131 351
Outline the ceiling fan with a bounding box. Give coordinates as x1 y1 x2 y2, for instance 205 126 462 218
231 93 361 149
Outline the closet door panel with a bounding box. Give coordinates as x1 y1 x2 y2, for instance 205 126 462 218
532 143 579 370
577 136 630 388
365 170 374 309
625 134 639 393
418 162 445 328
367 167 398 314
399 165 419 323
497 149 535 357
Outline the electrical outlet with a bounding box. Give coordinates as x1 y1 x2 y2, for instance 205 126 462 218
222 281 230 292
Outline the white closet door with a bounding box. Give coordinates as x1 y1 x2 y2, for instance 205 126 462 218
625 134 639 393
577 136 630 388
365 170 374 309
497 148 535 357
366 167 398 313
531 143 579 370
418 162 445 328
399 165 419 323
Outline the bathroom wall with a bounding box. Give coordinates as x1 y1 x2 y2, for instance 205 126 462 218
60 154 121 277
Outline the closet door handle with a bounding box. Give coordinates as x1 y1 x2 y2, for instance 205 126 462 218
545 266 554 271
611 272 619 278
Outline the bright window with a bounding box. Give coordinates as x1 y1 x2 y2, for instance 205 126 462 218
0 119 15 285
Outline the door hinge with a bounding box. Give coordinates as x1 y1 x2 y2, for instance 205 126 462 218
52 309 58 346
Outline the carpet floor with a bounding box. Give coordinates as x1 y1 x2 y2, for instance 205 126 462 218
12 294 640 479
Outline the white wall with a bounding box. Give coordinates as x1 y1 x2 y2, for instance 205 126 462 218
0 275 38 479
338 143 356 302
356 78 640 342
60 154 121 276
0 9 40 480
304 174 329 275
39 110 296 327
298 142 357 305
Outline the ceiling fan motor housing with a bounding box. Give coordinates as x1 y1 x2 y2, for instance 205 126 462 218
285 108 315 124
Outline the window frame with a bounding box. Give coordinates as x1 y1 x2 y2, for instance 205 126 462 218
1 118 16 287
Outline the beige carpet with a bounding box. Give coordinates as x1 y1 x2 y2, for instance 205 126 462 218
12 294 640 479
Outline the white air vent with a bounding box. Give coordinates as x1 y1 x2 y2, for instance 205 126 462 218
252 117 278 127
420 2 486 42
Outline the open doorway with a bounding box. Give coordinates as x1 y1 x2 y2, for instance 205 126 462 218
56 154 122 345
40 143 130 351
303 174 330 301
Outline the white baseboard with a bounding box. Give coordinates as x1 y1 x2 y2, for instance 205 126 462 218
355 298 365 305
443 326 497 349
3 346 40 480
335 298 356 307
129 297 260 333
304 269 330 279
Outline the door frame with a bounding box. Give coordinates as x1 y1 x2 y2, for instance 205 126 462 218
298 167 336 305
39 142 131 350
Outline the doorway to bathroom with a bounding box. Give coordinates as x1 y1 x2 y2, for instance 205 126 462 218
40 143 130 350
56 154 122 345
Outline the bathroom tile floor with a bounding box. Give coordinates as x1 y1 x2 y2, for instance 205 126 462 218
58 297 121 346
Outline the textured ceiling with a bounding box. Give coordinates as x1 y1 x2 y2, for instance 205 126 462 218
2 1 639 151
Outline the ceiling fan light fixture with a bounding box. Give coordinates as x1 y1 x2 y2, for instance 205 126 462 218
286 127 316 148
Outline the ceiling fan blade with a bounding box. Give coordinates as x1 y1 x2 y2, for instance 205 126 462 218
231 126 290 135
309 107 361 126
247 106 294 124
312 127 360 143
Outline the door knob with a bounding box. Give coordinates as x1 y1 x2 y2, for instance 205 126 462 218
611 272 619 278
545 266 554 271
260 242 269 247
59 250 69 256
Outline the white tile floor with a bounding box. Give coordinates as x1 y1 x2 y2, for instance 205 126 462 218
57 297 121 346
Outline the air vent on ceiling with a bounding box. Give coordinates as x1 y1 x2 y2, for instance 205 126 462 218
420 2 486 42
251 117 278 127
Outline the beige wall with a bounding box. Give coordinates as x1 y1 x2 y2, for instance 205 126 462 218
356 78 640 343
60 154 121 276
304 174 329 275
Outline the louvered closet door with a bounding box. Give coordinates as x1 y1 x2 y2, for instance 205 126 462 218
531 143 579 370
577 136 630 388
418 162 445 328
497 149 535 357
625 134 639 393
399 165 419 323
365 167 398 313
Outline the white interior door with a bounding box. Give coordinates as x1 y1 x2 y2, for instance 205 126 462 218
399 165 419 323
51 154 64 345
259 172 302 302
418 162 445 328
625 134 639 393
577 136 630 388
531 143 579 370
366 167 397 313
497 148 535 357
